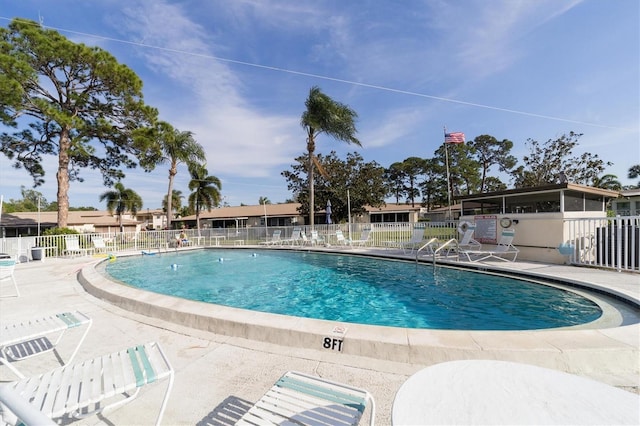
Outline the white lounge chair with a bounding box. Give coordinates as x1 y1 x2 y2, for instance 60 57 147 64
92 236 112 253
334 230 349 247
0 385 55 425
236 370 376 426
63 237 92 258
0 259 19 298
282 227 302 246
351 229 372 248
0 341 174 426
260 230 282 246
310 230 325 246
457 221 482 250
301 231 311 246
460 229 519 262
1 311 92 379
175 233 191 247
400 227 426 254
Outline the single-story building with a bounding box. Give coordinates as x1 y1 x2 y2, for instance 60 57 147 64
179 202 425 229
0 211 143 237
455 183 620 263
365 204 422 223
611 188 640 216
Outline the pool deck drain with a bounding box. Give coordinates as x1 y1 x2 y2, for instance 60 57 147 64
1 248 638 425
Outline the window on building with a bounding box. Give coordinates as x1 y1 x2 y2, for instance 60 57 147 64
505 193 561 213
370 212 410 223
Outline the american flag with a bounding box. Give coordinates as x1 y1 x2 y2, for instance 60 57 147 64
444 131 465 144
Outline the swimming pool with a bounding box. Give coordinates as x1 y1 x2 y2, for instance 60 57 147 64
104 249 604 330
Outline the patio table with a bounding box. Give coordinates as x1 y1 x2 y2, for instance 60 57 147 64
392 360 640 425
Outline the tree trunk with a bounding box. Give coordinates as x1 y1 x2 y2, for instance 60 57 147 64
166 163 176 230
195 197 200 236
308 147 315 229
56 128 71 228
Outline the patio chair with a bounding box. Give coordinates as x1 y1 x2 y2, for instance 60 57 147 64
282 227 303 246
0 341 174 426
92 236 110 254
334 230 349 247
457 221 482 250
175 232 191 247
0 259 20 298
63 237 92 258
236 370 376 426
400 227 426 254
459 229 519 262
1 311 92 379
351 229 372 248
260 230 282 246
310 230 325 246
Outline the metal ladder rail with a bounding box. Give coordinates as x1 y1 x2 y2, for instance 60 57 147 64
430 238 459 267
415 238 440 262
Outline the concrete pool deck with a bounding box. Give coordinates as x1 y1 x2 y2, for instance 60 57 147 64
1 248 638 425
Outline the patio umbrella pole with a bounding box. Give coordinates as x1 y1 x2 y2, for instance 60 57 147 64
347 190 352 241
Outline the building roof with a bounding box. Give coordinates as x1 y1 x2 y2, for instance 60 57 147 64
182 203 303 220
181 202 423 220
0 211 140 227
619 188 640 197
455 183 619 201
365 203 422 213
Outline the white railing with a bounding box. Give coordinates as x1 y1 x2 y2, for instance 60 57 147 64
7 218 636 273
564 216 639 272
0 222 459 261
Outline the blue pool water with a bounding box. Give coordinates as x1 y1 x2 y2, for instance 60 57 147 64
104 250 603 330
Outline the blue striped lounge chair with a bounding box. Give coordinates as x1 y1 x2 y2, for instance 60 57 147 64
0 259 19 298
0 311 92 379
0 341 174 426
236 371 376 426
459 229 519 262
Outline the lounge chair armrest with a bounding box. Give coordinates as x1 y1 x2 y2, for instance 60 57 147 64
0 385 57 425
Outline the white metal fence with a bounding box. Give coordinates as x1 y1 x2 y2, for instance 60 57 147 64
2 217 638 273
0 222 458 261
564 216 639 272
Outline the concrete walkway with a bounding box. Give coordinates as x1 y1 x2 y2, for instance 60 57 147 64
1 251 638 425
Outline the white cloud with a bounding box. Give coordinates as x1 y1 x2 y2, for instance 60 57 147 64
112 0 306 178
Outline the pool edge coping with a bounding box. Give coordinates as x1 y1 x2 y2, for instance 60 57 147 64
78 248 640 379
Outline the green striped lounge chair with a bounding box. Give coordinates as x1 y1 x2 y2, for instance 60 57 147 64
0 259 19 298
0 311 92 379
237 371 376 426
0 341 174 426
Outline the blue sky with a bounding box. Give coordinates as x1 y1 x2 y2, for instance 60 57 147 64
1 0 638 209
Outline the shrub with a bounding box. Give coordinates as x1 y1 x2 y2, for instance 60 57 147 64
43 227 79 236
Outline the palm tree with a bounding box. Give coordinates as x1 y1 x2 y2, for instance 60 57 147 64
155 122 206 229
258 196 271 205
188 163 222 232
99 182 143 232
592 174 622 190
301 86 360 228
629 165 640 187
162 190 184 219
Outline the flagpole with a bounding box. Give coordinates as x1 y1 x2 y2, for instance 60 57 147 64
444 127 452 220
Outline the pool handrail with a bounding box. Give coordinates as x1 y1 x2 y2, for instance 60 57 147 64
415 238 439 262
415 238 460 266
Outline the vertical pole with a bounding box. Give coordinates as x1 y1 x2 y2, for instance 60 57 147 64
445 142 452 220
347 189 352 241
263 200 268 240
308 146 315 230
37 196 41 237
